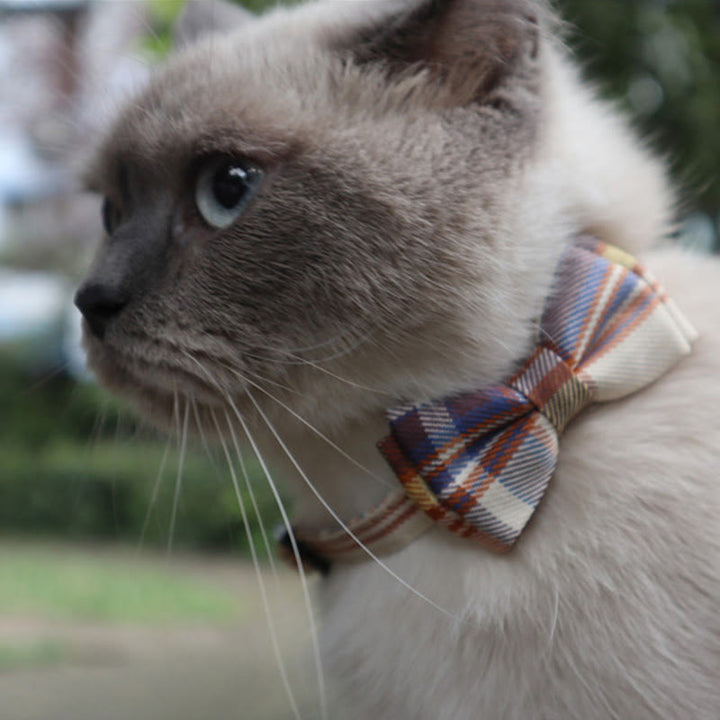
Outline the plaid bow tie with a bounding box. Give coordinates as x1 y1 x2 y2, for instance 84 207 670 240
378 237 697 552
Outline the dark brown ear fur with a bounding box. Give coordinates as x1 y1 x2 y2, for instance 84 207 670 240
335 0 542 105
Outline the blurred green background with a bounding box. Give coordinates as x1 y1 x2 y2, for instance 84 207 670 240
558 0 720 240
2 0 719 557
0 1 718 716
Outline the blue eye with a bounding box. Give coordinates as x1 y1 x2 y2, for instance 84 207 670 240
195 157 263 229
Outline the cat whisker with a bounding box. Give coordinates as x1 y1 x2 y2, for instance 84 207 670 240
243 386 457 622
137 432 172 553
225 367 396 490
181 347 394 490
190 396 221 473
186 328 374 378
167 397 189 555
539 326 561 348
281 328 360 355
280 328 373 365
182 351 452 622
23 361 71 393
172 387 181 436
222 350 348 391
285 355 396 398
87 402 109 450
239 365 305 397
179 349 326 719
130 2 165 51
227 399 328 720
209 408 304 720
546 587 560 656
112 402 126 446
178 336 384 404
223 409 281 582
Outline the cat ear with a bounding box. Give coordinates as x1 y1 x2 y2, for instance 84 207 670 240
333 0 542 104
174 0 254 48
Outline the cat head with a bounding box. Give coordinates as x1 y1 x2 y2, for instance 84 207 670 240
76 0 563 434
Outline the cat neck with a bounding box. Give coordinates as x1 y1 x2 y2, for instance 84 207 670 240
265 408 401 532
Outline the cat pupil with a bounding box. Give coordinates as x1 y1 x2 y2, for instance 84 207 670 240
213 164 248 209
194 156 263 229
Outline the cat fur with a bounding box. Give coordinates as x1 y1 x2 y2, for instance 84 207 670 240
78 1 720 717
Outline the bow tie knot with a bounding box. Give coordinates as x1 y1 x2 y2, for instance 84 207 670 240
279 237 698 572
380 237 697 552
509 346 593 434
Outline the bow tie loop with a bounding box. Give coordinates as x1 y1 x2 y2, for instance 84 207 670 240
381 237 697 552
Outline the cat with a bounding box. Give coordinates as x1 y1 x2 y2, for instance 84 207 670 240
74 0 720 718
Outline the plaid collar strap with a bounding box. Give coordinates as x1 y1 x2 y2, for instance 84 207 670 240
283 237 697 570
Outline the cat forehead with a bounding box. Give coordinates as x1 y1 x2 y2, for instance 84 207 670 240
88 23 418 192
87 0 543 191
89 35 325 188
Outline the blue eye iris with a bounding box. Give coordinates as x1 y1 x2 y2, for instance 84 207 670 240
195 157 263 229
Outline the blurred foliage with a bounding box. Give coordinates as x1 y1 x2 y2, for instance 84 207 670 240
142 0 300 57
143 0 185 57
557 0 720 219
4 0 720 550
0 352 281 555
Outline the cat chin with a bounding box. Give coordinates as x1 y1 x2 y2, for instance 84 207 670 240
82 332 234 435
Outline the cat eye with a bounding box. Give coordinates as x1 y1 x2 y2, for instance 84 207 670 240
194 157 263 229
101 197 122 236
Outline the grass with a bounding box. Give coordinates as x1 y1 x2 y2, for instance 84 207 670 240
0 640 66 671
0 544 244 625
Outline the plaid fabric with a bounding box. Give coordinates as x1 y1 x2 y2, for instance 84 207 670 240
282 237 697 570
378 237 697 552
281 490 433 569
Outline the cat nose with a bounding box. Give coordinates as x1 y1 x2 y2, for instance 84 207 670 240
74 282 128 340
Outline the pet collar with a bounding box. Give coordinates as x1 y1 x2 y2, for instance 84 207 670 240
280 237 697 572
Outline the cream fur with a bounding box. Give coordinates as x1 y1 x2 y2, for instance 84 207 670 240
313 249 720 719
76 1 719 717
